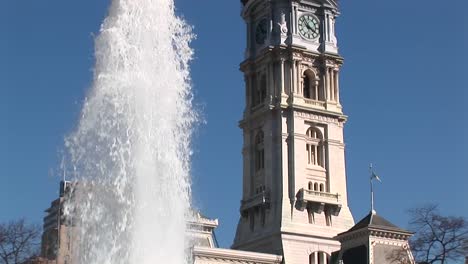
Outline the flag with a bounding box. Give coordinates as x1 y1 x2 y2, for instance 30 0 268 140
371 171 382 182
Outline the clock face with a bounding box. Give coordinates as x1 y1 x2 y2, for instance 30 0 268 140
298 15 320 40
255 19 268 45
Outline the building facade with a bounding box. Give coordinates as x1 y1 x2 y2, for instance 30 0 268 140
39 1 416 264
232 0 354 263
40 181 74 264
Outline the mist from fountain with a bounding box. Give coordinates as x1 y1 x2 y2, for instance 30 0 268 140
63 0 195 263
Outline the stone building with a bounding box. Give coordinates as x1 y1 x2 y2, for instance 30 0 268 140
232 0 354 262
194 0 415 263
39 0 416 263
40 181 75 264
335 211 414 264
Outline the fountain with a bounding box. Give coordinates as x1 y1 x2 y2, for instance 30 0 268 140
63 0 195 263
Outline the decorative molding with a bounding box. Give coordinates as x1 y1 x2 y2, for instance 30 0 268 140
193 246 283 264
298 5 318 12
294 111 340 125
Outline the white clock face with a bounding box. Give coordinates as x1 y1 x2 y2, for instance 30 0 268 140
298 15 320 40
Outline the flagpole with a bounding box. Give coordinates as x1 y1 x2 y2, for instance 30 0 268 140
370 163 375 214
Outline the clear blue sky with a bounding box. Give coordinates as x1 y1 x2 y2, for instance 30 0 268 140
1 0 467 249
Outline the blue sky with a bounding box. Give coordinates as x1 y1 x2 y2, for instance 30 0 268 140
1 0 467 249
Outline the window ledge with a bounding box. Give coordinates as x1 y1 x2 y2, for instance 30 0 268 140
306 165 326 172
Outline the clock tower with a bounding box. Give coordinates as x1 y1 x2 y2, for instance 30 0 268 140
232 0 355 263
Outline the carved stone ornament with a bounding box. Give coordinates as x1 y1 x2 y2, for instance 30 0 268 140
302 55 316 64
278 12 288 36
299 4 317 12
294 111 340 125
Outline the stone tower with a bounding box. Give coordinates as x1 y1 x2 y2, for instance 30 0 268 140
232 0 355 263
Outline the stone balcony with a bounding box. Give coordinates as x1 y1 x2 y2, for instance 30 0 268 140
240 191 270 216
303 98 326 108
296 188 342 216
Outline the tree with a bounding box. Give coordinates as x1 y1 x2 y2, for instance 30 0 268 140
0 219 41 264
408 204 468 264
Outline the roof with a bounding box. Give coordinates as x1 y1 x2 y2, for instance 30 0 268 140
193 246 282 264
344 211 411 234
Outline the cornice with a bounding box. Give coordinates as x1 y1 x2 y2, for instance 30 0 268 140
293 108 347 123
241 46 345 69
336 227 413 243
193 246 282 264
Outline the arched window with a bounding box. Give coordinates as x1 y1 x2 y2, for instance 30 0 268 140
306 127 324 167
319 183 324 192
303 70 322 100
255 131 265 172
303 73 311 99
308 182 313 190
314 183 318 191
309 251 331 264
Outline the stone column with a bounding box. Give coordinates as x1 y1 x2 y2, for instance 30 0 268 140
296 61 301 94
327 68 333 101
245 75 251 109
314 80 319 100
335 69 340 103
292 60 297 94
280 59 285 95
325 68 330 101
268 62 274 102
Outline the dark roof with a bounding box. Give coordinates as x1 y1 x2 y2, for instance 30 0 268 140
346 211 410 234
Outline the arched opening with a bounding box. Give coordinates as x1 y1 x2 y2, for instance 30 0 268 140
302 70 321 100
319 183 324 192
314 183 318 191
308 182 313 190
304 73 311 99
306 127 324 167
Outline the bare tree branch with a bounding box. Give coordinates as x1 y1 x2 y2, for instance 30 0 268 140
408 204 468 264
0 219 41 264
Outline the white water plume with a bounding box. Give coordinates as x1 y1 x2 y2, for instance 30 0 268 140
64 0 195 263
